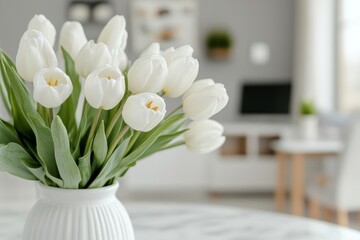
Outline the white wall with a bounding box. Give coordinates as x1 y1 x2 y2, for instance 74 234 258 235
293 0 336 114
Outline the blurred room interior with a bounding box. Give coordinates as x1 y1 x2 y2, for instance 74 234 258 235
2 0 360 230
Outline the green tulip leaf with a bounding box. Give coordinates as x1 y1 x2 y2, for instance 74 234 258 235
92 121 107 171
72 102 95 159
51 116 81 189
89 128 133 188
0 143 37 180
22 158 46 183
0 119 20 145
78 151 92 188
0 55 33 136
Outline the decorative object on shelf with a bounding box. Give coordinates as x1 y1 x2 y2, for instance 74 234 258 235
130 0 198 54
0 13 228 240
299 100 318 140
206 29 233 60
68 1 114 23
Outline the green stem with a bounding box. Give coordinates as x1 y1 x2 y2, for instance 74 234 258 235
160 141 185 151
124 131 141 156
48 108 53 125
37 104 47 124
166 104 183 119
106 125 130 159
106 104 124 138
84 108 102 153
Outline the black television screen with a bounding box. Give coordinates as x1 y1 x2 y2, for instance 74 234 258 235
240 82 292 114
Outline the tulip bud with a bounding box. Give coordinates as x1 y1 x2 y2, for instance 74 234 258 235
182 79 229 120
75 40 112 78
27 14 56 47
122 93 166 132
16 30 58 82
110 48 128 72
184 120 226 154
140 42 160 58
84 65 125 110
163 55 199 98
59 21 87 60
128 55 168 94
33 67 73 108
98 15 128 50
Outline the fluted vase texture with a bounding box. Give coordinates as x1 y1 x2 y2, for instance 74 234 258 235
23 182 135 240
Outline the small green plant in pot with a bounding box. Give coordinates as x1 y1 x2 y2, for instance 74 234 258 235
301 100 316 116
206 29 233 60
300 100 318 140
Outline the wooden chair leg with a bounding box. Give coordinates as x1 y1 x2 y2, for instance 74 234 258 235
291 154 305 216
309 198 321 219
275 152 287 212
324 208 334 222
337 211 349 226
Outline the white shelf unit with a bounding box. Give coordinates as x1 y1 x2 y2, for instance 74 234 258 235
210 122 291 192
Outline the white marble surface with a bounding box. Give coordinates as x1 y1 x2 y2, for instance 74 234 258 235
1 202 360 240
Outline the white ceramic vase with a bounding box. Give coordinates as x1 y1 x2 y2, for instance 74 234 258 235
299 115 319 140
23 181 135 240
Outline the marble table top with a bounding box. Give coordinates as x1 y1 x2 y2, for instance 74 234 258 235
1 202 360 240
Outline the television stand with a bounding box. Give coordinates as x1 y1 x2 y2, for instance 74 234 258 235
210 121 292 192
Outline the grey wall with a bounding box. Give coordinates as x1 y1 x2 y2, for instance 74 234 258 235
197 0 295 122
0 0 295 122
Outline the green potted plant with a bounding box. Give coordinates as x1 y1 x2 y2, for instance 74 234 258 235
206 29 233 60
300 100 318 140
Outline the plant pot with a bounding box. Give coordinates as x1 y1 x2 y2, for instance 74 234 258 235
207 48 231 60
299 116 319 140
23 181 134 240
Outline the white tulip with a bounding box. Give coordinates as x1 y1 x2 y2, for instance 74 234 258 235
163 56 199 98
33 67 73 108
140 42 160 58
162 45 194 63
59 21 87 59
97 15 128 50
75 40 112 78
184 120 226 154
122 93 166 132
110 48 128 71
16 30 58 82
128 55 168 94
120 31 128 51
27 14 56 47
182 79 229 120
84 64 125 110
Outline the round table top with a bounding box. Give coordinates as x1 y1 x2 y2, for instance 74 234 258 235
1 202 360 240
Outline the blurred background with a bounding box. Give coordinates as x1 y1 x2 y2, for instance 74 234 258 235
1 0 360 228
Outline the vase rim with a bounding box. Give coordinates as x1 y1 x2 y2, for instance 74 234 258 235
36 181 119 204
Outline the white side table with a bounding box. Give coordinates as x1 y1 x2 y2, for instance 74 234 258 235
273 139 343 216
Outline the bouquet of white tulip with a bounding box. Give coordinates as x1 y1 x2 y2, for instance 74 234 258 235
0 14 229 189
